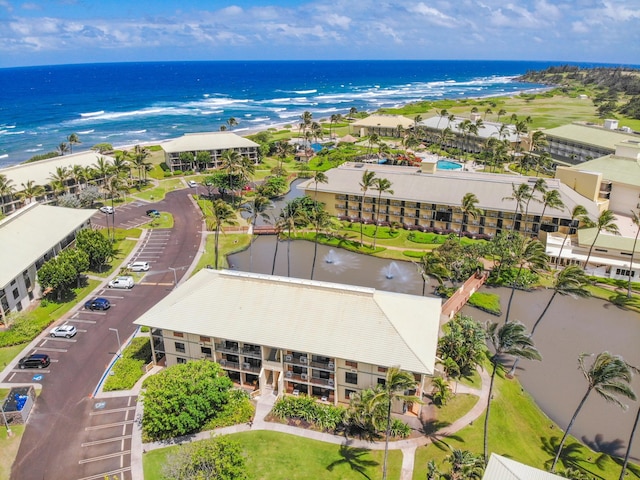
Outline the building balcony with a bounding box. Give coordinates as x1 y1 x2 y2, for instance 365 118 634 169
309 360 335 371
335 204 346 209
284 354 311 366
219 359 240 370
241 347 262 358
215 343 239 354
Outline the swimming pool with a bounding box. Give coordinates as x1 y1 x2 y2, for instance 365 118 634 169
437 160 463 170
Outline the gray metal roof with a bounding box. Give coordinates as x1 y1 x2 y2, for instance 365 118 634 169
351 114 415 129
0 151 111 189
298 163 601 220
0 203 95 288
419 116 520 142
483 454 565 480
541 123 636 149
569 154 640 187
133 269 442 375
161 132 259 154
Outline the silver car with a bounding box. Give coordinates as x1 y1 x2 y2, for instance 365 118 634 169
50 325 77 338
108 276 134 289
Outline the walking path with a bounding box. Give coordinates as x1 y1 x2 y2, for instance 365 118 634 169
115 365 490 480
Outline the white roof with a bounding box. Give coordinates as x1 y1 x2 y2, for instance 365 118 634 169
297 163 601 220
483 454 565 480
161 132 259 154
134 269 442 375
351 114 415 129
0 203 95 288
0 151 112 188
420 115 520 142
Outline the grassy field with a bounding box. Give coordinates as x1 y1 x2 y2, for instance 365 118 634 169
143 430 403 480
0 425 25 480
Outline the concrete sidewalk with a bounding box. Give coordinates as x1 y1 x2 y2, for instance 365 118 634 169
128 365 491 480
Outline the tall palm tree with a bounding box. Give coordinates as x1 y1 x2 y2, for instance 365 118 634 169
619 403 640 480
496 109 507 123
67 133 81 154
508 265 590 376
275 141 294 171
226 117 238 130
521 178 546 232
503 183 532 233
0 174 16 214
458 192 483 238
358 170 377 246
582 209 620 268
18 180 44 205
57 142 69 156
209 199 238 269
92 155 114 187
551 352 637 472
414 251 450 296
484 321 541 463
435 109 448 130
243 195 272 273
220 150 254 206
537 189 565 235
309 206 333 280
71 164 88 192
556 205 588 268
446 448 485 480
370 366 422 480
627 210 640 298
483 107 493 120
372 177 393 250
278 200 308 277
366 132 379 159
48 166 71 195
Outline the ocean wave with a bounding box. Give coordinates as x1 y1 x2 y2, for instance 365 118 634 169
290 89 317 94
80 110 105 118
24 148 43 152
77 129 95 134
129 129 147 134
1 130 26 136
0 154 8 159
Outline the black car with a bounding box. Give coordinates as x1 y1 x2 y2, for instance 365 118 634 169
146 209 160 217
84 297 111 310
18 354 51 369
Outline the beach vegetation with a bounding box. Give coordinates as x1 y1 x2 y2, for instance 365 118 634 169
102 336 152 391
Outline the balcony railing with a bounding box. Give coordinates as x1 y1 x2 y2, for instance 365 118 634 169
215 343 239 354
241 347 262 358
219 359 240 370
310 360 335 371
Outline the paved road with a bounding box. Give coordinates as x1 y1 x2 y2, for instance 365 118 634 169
5 190 203 480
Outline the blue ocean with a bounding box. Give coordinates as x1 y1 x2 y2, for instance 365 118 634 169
0 59 601 167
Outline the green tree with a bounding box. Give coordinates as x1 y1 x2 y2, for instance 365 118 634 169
502 183 532 233
242 196 272 272
537 189 565 234
556 205 587 268
161 436 247 480
484 321 541 462
438 314 486 378
309 205 333 280
37 255 77 300
75 228 114 272
0 173 16 214
627 210 640 298
620 403 640 480
358 170 377 246
141 360 234 441
60 248 90 288
17 179 45 205
458 192 483 238
551 352 637 472
371 177 394 250
581 209 620 267
67 133 81 154
414 251 450 296
208 199 238 269
446 448 485 480
431 377 451 406
277 199 309 277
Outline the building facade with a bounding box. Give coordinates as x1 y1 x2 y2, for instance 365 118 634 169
134 269 442 413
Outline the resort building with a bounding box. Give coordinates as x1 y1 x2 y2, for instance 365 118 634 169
539 121 638 165
161 132 260 172
0 151 112 214
483 454 565 480
349 114 415 138
298 161 601 239
416 114 522 153
0 203 94 319
133 268 442 412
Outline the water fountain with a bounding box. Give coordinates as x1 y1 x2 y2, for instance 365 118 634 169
321 248 359 275
378 261 419 292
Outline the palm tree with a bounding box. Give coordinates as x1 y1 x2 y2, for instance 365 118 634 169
458 192 483 239
366 132 379 159
309 206 333 280
582 209 619 268
627 210 640 298
67 133 81 153
220 150 254 206
0 174 16 214
18 180 44 205
551 352 637 472
446 448 485 480
414 251 450 296
48 166 71 195
358 170 376 246
435 109 448 130
372 177 393 250
92 155 114 187
369 366 422 480
556 205 587 268
275 141 294 171
209 199 238 269
537 189 564 235
243 196 272 273
484 321 541 463
521 178 546 231
619 403 640 480
484 107 493 120
496 109 507 123
57 142 69 156
71 164 88 191
278 200 308 277
508 265 590 376
503 183 532 233
226 117 238 130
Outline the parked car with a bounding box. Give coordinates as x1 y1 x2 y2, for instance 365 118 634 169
187 180 198 188
18 354 50 369
127 261 150 272
108 276 134 289
146 209 160 217
84 297 111 310
50 325 77 338
99 206 114 214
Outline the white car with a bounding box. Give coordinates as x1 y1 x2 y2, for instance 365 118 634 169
50 325 77 338
127 261 150 272
188 180 198 188
108 275 134 289
99 206 114 214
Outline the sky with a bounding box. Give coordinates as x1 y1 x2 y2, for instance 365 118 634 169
0 0 638 68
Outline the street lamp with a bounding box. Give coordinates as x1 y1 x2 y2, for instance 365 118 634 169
1 399 12 437
169 267 178 289
109 327 122 358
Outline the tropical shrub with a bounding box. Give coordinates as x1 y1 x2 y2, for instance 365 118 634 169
103 337 152 391
438 314 486 378
204 389 254 429
271 395 346 432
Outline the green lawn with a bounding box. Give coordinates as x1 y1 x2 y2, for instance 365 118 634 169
143 430 403 480
0 344 27 370
134 178 186 201
191 233 251 273
0 425 25 480
142 212 174 229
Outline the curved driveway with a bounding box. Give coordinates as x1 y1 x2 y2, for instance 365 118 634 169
5 189 203 480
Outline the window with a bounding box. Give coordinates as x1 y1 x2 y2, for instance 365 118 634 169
173 331 184 338
594 248 608 253
377 378 386 386
345 372 358 385
616 268 635 277
177 357 187 364
175 342 186 353
345 389 356 400
12 288 19 300
345 360 358 369
200 336 211 343
201 347 212 357
377 366 387 373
